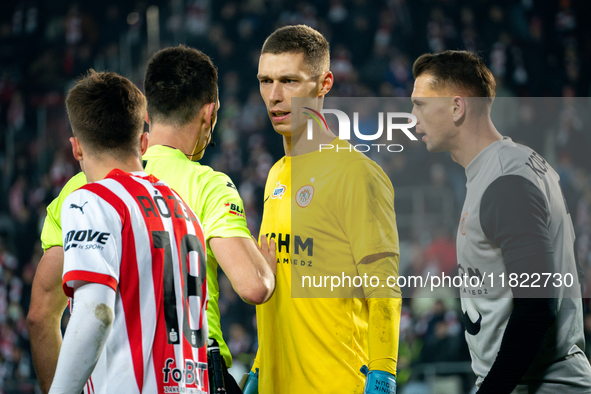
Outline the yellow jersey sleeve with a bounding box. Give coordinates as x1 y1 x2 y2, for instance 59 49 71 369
367 297 401 375
339 159 400 264
40 172 87 250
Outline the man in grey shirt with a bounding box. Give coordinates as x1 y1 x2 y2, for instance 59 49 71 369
411 50 591 393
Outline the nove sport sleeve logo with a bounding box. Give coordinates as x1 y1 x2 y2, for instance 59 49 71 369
64 229 111 251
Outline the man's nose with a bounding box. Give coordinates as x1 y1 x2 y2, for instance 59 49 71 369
269 82 283 104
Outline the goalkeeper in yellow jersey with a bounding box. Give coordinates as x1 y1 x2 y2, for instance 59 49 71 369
243 25 401 394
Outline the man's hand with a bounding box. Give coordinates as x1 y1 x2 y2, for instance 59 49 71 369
252 234 277 276
361 365 396 394
27 246 68 394
210 235 276 305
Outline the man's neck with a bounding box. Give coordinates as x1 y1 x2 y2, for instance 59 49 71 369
148 122 197 156
283 124 335 157
451 116 503 168
84 155 144 183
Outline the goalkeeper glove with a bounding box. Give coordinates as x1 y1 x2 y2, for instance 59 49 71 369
241 368 258 394
361 365 396 394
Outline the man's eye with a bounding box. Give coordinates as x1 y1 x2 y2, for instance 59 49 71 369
284 79 295 84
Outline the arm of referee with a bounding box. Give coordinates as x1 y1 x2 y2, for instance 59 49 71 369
477 175 557 394
27 247 69 394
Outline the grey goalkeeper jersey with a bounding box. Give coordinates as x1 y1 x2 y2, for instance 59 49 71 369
457 137 591 392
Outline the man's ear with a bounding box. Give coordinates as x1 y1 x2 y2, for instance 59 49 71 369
204 102 216 128
70 137 84 162
318 71 334 97
145 111 150 124
452 96 466 122
140 131 149 155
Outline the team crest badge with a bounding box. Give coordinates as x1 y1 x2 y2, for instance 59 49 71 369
296 185 314 207
459 213 468 235
272 182 287 199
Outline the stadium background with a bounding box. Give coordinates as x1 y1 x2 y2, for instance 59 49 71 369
0 0 590 393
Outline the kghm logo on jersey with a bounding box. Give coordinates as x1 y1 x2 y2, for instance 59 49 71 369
272 182 287 199
225 202 244 217
296 185 314 207
264 232 315 267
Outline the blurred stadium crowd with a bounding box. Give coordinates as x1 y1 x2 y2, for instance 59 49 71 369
0 0 590 393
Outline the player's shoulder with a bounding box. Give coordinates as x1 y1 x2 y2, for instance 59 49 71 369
63 171 88 193
496 138 534 166
495 138 555 180
341 150 390 181
47 172 88 217
329 140 385 170
268 156 287 174
67 180 113 205
144 145 220 183
264 156 289 186
54 171 88 202
73 174 141 212
314 140 392 189
161 155 237 191
62 184 121 222
197 165 241 196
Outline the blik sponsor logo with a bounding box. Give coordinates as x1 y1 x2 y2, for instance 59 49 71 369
296 185 314 207
272 182 287 200
224 202 245 217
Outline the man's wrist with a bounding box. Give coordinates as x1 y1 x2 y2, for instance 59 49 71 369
361 365 396 394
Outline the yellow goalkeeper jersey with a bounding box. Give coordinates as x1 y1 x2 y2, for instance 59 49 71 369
255 139 400 393
40 145 251 367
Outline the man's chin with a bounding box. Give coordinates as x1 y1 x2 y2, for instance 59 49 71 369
273 125 291 136
425 142 444 153
274 122 303 135
190 151 205 162
272 120 310 138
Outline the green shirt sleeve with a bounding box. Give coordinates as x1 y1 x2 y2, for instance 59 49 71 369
199 173 251 241
40 172 88 250
196 172 251 368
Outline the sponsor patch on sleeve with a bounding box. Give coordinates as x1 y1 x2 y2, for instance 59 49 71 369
64 229 111 251
224 202 245 217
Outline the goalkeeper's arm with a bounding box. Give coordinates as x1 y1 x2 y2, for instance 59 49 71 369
358 254 401 394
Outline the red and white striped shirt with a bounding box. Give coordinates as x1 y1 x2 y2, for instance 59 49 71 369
61 169 209 394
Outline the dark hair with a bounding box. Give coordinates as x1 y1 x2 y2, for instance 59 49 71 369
261 25 330 75
66 70 146 158
144 45 218 126
412 50 496 98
